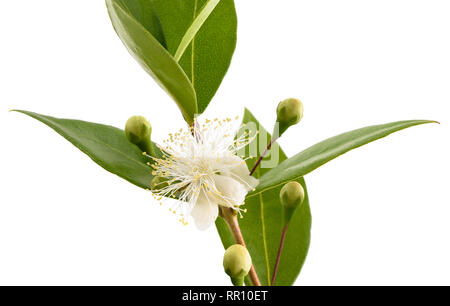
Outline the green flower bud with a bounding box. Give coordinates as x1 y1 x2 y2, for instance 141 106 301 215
223 244 252 286
125 116 155 156
275 98 304 136
280 181 305 224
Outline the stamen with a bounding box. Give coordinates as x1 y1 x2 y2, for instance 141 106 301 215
149 116 258 225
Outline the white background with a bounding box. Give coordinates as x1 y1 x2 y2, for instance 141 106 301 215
1 0 449 285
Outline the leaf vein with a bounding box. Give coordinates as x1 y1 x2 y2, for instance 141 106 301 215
258 167 271 286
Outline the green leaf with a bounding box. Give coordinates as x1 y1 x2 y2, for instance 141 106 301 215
152 0 237 114
174 0 221 61
115 0 166 46
251 120 437 195
216 108 312 286
106 0 197 124
13 110 155 190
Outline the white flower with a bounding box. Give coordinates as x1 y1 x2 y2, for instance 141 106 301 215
149 117 258 230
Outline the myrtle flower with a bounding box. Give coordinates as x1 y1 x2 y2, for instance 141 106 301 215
148 117 258 230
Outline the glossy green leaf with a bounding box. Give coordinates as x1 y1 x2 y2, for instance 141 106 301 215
251 120 437 195
115 0 166 46
216 108 312 286
152 0 237 114
14 110 156 190
106 0 197 124
174 0 221 61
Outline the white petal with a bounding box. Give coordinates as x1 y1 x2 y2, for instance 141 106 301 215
213 174 248 207
190 192 219 230
222 155 259 191
233 169 259 191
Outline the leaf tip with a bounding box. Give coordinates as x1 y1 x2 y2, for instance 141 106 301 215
420 120 440 126
9 109 27 115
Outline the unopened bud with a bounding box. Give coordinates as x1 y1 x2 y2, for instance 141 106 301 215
125 116 155 156
223 244 252 286
275 98 304 136
280 181 305 224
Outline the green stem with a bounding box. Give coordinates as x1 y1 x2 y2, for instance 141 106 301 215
231 277 244 286
142 141 156 157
